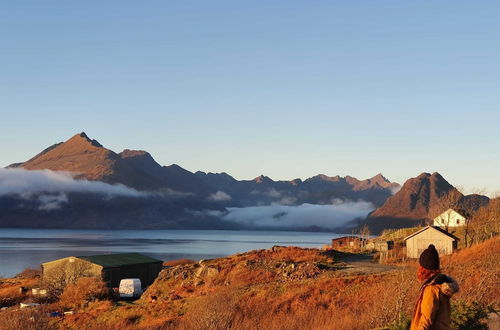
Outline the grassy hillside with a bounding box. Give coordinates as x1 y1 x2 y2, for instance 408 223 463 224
0 238 498 330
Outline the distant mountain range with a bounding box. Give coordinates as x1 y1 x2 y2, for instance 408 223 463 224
1 132 492 232
7 132 399 207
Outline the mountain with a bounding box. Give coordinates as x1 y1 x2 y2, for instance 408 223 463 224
118 149 213 195
0 192 230 229
369 172 458 220
10 132 399 207
357 172 491 233
195 171 400 207
11 132 211 195
458 194 490 217
3 131 404 230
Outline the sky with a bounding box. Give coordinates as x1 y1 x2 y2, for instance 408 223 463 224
1 1 499 194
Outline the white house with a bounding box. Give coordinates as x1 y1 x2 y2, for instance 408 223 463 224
404 226 459 258
433 208 466 228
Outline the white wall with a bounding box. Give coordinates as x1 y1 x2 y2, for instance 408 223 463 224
433 209 466 227
406 227 455 258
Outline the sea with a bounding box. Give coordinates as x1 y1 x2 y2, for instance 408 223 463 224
0 228 341 277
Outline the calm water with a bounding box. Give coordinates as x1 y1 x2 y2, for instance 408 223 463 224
0 228 340 277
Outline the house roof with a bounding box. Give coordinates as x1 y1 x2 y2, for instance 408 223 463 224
433 208 466 219
78 253 162 268
403 226 460 241
332 236 367 241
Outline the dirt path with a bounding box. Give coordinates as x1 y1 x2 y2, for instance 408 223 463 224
336 254 398 275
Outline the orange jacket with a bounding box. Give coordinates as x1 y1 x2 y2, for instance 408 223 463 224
410 274 459 330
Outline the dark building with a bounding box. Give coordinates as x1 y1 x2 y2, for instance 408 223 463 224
42 253 163 288
331 236 367 250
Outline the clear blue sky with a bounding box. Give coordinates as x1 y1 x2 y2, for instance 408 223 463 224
1 1 499 194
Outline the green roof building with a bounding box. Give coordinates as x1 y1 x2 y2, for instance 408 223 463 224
42 253 163 288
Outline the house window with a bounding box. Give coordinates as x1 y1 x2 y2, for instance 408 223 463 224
456 219 460 225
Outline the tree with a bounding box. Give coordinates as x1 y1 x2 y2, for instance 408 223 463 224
429 189 463 232
359 224 371 243
42 258 96 298
468 194 500 245
461 188 488 247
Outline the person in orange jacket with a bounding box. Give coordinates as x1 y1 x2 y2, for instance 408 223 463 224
410 244 459 330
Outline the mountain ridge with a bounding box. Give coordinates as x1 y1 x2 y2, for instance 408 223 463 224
9 132 401 207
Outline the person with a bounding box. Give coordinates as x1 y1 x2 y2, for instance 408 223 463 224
410 244 459 330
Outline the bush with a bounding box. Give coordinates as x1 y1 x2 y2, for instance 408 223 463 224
386 315 411 330
180 287 240 330
451 300 494 330
15 268 41 279
0 306 51 330
58 277 110 309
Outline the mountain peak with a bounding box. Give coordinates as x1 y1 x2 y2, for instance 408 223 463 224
431 172 445 179
68 132 103 148
254 175 273 184
369 171 458 220
311 174 342 182
371 173 389 182
120 149 151 159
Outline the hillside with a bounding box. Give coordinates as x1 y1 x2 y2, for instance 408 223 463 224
2 238 497 329
370 172 457 220
1 131 405 230
11 133 211 195
9 132 399 206
359 172 491 233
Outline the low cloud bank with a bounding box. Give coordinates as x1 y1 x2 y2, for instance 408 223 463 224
207 191 232 202
222 200 375 230
390 185 401 194
0 168 145 197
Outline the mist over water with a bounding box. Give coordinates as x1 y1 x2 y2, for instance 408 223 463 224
223 201 375 230
0 168 144 197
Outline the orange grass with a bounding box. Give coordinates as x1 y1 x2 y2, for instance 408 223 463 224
0 240 497 329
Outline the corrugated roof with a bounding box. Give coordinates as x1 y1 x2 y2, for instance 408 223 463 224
332 236 366 241
403 226 460 241
78 253 162 267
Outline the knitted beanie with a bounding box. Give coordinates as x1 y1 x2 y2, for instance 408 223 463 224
419 244 440 270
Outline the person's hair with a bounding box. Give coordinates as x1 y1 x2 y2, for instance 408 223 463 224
417 265 440 281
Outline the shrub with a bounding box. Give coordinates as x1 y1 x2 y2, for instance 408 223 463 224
0 306 51 330
180 287 240 330
15 268 41 279
386 315 411 330
58 277 110 309
451 300 494 330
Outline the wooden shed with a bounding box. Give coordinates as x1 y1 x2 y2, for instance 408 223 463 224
404 226 459 259
365 240 394 252
42 253 163 288
332 236 367 250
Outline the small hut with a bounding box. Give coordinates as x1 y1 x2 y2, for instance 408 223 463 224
365 240 394 252
404 226 459 258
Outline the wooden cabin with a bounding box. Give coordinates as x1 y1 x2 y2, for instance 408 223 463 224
365 240 394 252
404 226 459 258
331 236 367 250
